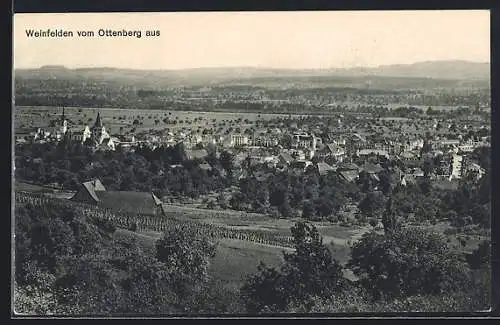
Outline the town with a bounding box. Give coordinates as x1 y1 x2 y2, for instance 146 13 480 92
16 101 490 195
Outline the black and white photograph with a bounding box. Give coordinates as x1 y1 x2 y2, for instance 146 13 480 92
12 10 491 316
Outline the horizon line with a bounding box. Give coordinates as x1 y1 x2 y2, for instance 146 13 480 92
14 59 491 72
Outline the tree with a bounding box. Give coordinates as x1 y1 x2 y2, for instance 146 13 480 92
241 222 344 313
348 227 470 300
119 249 179 314
418 177 433 195
469 203 490 228
216 192 227 209
381 197 400 234
14 276 59 315
471 146 490 172
315 196 335 218
358 191 385 219
155 227 217 297
16 204 79 275
466 240 490 270
54 256 126 315
422 157 434 178
280 192 293 218
369 218 378 228
301 200 316 219
269 185 286 207
219 150 235 173
357 170 373 193
378 170 393 196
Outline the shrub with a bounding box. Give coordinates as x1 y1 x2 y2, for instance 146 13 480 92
348 227 471 299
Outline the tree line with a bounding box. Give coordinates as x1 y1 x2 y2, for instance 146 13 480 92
15 142 231 198
15 140 491 231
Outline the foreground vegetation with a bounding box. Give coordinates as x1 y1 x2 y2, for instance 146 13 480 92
14 195 490 315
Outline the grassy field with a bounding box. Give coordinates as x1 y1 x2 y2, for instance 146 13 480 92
114 226 357 290
15 105 297 135
160 202 372 248
210 238 288 290
113 228 288 289
15 104 462 135
423 221 489 254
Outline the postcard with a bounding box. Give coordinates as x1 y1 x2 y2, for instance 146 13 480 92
12 11 491 317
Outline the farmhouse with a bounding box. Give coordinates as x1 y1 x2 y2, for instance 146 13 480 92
71 180 165 216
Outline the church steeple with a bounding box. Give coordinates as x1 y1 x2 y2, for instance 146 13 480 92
90 110 108 146
59 106 68 135
94 111 103 128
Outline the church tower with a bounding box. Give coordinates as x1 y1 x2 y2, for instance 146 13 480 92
90 111 109 145
60 106 68 134
92 111 103 144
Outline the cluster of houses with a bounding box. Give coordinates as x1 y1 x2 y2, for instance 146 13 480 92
16 109 138 151
17 108 489 182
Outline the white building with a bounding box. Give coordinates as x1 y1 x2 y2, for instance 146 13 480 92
292 132 317 150
230 134 249 147
450 154 463 179
252 135 279 147
72 126 92 143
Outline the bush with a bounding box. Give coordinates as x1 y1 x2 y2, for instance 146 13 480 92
241 222 345 313
348 226 471 299
443 228 457 236
128 221 138 232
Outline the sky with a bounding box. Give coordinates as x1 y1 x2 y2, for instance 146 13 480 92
13 10 490 70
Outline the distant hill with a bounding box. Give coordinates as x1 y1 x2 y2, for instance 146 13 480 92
335 60 490 80
39 65 70 70
166 61 491 80
15 60 490 88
